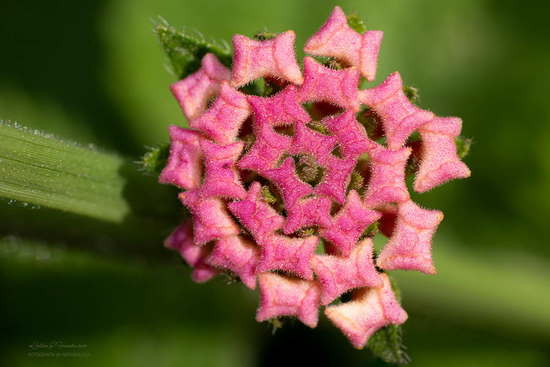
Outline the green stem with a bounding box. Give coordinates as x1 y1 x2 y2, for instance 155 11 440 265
1 121 134 222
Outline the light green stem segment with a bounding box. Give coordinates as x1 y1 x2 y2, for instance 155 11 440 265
0 121 129 222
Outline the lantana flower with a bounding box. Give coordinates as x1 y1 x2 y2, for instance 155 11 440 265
159 6 470 349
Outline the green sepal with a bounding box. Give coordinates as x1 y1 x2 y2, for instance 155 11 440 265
346 13 368 33
403 86 420 103
368 324 411 365
367 275 410 365
456 135 472 159
139 143 170 175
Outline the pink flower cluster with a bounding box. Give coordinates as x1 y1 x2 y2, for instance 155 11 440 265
160 6 470 349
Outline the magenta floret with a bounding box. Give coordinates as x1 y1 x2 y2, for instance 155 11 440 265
320 190 381 256
160 6 470 349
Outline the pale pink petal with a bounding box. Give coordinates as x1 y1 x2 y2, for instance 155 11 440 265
171 53 231 120
359 72 434 149
359 31 384 82
304 6 383 81
305 7 359 58
191 266 219 283
321 191 381 256
164 220 193 252
312 238 382 305
283 195 332 234
256 272 321 327
199 139 246 200
298 57 360 111
377 200 444 274
325 273 408 348
415 117 471 192
159 126 203 189
206 235 260 289
164 221 217 283
179 190 240 245
231 31 303 88
256 235 319 280
190 82 250 144
363 145 411 208
228 182 285 243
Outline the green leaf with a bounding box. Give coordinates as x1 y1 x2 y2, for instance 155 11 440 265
155 17 232 79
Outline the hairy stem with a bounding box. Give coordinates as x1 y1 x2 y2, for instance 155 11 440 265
0 121 177 225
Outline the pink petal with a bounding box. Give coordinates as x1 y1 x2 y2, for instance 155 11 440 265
237 119 292 174
190 82 250 144
304 6 383 81
159 126 203 189
359 72 434 149
324 111 375 159
321 191 381 256
325 273 408 349
290 122 337 165
206 235 260 289
164 220 192 251
164 221 217 283
199 139 246 200
363 145 411 208
256 272 321 328
179 190 240 245
263 157 313 208
171 53 231 120
415 117 471 192
315 155 357 204
256 235 319 280
247 85 310 126
231 31 303 88
190 266 219 283
298 57 360 111
312 238 382 305
359 31 384 82
377 200 444 274
228 182 285 243
283 195 332 234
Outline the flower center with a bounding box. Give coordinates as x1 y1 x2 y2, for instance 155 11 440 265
294 154 325 187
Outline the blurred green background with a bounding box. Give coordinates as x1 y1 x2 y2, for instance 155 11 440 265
1 0 550 366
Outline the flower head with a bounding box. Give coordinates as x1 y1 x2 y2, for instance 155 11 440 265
160 6 470 349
